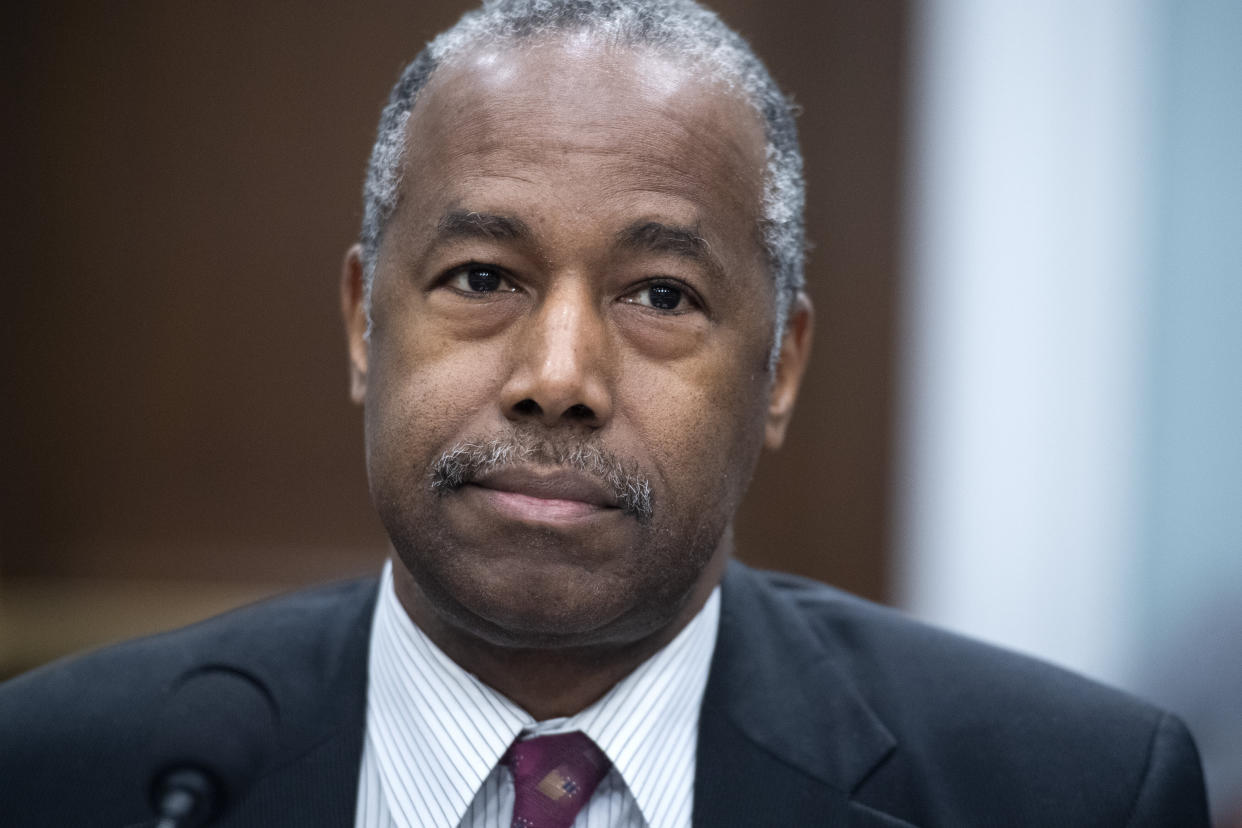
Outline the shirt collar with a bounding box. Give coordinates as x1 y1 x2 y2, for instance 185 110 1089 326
366 558 721 828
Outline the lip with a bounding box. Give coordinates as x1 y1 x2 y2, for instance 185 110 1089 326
464 466 620 524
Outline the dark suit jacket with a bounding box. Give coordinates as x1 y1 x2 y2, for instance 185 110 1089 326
0 562 1209 827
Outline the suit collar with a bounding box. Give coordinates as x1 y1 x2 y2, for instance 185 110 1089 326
694 562 908 827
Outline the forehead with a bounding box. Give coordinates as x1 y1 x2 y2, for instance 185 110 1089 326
397 38 769 245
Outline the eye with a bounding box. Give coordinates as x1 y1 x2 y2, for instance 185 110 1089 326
623 281 695 312
445 264 518 294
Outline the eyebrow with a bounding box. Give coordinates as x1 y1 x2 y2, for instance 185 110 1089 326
432 212 724 277
615 220 723 278
435 210 534 244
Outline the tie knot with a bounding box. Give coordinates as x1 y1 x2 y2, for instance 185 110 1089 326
503 731 612 828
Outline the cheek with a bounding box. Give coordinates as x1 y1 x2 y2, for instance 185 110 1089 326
365 329 509 473
618 346 771 511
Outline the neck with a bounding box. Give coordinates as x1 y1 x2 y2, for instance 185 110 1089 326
391 549 729 722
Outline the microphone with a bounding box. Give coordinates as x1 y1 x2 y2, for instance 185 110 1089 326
146 666 279 828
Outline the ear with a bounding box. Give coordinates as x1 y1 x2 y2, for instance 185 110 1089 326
340 244 369 403
764 291 814 450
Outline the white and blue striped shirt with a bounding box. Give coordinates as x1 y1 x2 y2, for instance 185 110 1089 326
356 560 721 828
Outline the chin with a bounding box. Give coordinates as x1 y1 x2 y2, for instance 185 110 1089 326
440 553 651 647
384 490 729 649
397 529 705 650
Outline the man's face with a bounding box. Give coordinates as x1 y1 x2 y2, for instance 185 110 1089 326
343 40 810 650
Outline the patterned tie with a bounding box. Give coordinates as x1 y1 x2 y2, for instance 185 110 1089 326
503 731 612 828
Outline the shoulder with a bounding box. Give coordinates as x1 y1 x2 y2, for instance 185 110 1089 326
720 563 1209 825
0 576 378 826
733 564 1152 720
1 575 377 713
747 565 1150 716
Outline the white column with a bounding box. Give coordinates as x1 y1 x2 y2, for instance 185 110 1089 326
895 0 1154 684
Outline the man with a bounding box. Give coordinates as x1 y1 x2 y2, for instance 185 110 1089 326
0 0 1210 826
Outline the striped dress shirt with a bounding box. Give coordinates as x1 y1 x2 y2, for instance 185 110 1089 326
355 560 721 828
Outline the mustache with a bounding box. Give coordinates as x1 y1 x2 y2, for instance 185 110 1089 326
429 430 654 522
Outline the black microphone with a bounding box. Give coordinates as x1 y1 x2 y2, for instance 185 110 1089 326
147 666 279 828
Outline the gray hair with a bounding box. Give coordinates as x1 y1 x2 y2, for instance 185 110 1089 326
360 0 805 353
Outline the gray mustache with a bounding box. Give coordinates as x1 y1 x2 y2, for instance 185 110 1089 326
429 432 654 522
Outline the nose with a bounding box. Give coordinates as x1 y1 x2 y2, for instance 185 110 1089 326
500 281 613 429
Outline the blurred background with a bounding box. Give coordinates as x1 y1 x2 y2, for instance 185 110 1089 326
2 0 1238 822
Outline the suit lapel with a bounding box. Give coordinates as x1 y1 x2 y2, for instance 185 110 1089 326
694 563 913 827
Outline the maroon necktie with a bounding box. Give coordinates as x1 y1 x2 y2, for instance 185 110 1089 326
504 731 612 828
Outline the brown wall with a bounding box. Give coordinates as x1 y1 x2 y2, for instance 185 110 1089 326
2 1 907 670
